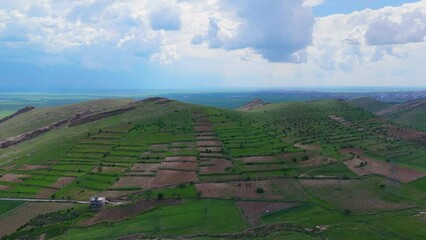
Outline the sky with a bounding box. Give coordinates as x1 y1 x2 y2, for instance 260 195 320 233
0 0 425 91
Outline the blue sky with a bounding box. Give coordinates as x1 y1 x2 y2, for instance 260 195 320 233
313 0 420 16
0 0 425 91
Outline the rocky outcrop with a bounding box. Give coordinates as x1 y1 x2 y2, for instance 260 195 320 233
0 119 68 148
68 106 137 127
238 99 268 111
0 106 35 124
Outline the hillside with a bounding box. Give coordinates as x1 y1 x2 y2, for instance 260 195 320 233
348 97 391 113
0 98 425 239
378 98 426 130
0 98 134 139
238 99 269 111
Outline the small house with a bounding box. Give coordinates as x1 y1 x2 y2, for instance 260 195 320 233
89 196 106 210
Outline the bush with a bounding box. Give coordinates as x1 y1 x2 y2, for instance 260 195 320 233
343 209 352 216
256 187 264 194
157 193 164 200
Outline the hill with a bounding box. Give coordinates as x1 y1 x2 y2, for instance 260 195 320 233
238 99 269 111
378 98 426 131
348 97 391 113
0 98 134 140
0 98 425 239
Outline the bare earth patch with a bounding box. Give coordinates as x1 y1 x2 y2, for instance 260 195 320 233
294 143 321 151
159 161 197 171
344 158 425 183
0 185 10 190
340 147 365 156
200 159 232 174
0 202 74 238
197 147 223 152
237 201 300 226
80 199 181 226
195 126 214 132
196 179 307 201
196 140 222 147
18 164 49 171
35 177 76 198
164 156 197 162
131 163 160 172
0 174 28 183
238 156 277 163
151 170 198 188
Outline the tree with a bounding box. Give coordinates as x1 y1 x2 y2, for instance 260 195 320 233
256 187 264 194
343 209 352 216
157 193 164 200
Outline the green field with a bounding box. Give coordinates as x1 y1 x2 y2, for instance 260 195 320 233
0 97 425 239
0 200 26 217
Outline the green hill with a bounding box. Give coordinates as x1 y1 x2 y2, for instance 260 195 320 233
0 98 425 239
0 98 134 139
378 98 426 131
348 97 391 113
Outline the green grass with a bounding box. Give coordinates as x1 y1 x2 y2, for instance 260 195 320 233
57 199 244 239
263 204 426 240
0 200 26 217
0 111 13 119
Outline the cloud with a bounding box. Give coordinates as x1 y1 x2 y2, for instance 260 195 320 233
365 10 426 45
191 0 315 63
150 6 181 31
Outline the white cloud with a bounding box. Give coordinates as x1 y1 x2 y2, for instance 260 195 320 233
191 0 315 63
365 10 426 45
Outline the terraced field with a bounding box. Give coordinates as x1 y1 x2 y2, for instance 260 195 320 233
0 98 425 239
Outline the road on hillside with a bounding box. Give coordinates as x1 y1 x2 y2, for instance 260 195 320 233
0 197 127 206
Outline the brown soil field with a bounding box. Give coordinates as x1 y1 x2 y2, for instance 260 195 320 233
92 166 126 173
196 136 218 140
159 161 197 171
199 153 227 158
340 147 365 156
148 144 169 150
200 159 232 174
0 174 28 183
237 201 300 226
388 128 426 141
196 140 222 147
294 143 321 151
300 156 337 168
238 156 277 163
0 202 74 238
197 147 223 152
18 165 49 171
80 199 181 226
111 176 154 189
344 158 426 183
170 142 195 147
151 170 198 188
0 185 10 190
164 156 197 162
100 190 138 199
243 164 285 171
131 163 160 172
196 132 217 137
196 179 307 201
195 126 214 132
35 177 76 198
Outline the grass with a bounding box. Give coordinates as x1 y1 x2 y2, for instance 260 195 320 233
57 199 244 239
0 200 26 217
262 204 426 240
0 111 13 119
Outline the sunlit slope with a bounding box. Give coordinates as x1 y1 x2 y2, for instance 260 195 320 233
379 99 426 131
0 98 134 139
348 97 391 113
